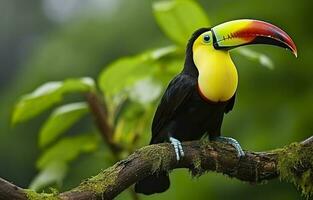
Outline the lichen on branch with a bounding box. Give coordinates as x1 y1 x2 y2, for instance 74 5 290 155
277 141 313 197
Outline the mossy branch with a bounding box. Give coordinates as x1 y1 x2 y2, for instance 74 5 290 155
1 136 313 200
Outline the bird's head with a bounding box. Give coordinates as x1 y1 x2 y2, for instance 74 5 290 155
190 19 297 59
185 19 297 102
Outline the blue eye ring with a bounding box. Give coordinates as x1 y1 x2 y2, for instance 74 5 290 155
203 34 210 43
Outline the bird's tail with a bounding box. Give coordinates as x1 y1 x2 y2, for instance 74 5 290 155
134 172 170 195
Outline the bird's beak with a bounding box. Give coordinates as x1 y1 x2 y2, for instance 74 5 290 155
211 19 297 57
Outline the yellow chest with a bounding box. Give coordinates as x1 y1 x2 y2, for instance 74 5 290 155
193 46 238 102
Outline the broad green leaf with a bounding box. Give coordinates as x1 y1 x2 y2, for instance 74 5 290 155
99 46 179 98
149 45 180 60
128 78 162 105
12 77 95 124
153 0 210 46
29 161 68 191
99 55 155 97
235 48 274 69
12 82 63 125
39 102 89 148
62 77 95 93
154 56 184 85
37 134 99 169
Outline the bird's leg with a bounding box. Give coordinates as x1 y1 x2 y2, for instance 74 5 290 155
211 136 245 157
169 137 184 161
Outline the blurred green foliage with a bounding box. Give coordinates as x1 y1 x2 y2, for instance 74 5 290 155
39 102 89 148
153 0 210 45
1 0 312 199
12 77 95 124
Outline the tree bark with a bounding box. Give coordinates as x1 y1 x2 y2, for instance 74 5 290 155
0 136 312 200
0 178 27 200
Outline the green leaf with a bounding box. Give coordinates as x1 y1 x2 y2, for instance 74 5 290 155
29 161 68 191
99 46 179 98
128 78 162 105
12 77 95 124
153 0 210 46
235 48 274 70
62 77 95 93
39 102 89 148
37 134 99 169
99 55 155 97
148 45 180 60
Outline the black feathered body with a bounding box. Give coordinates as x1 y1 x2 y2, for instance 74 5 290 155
150 73 234 144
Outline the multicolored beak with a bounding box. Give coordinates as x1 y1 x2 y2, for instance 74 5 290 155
211 19 297 57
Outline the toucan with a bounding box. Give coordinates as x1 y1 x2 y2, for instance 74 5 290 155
135 19 297 195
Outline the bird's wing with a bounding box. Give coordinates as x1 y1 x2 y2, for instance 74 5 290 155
224 94 236 114
150 74 196 143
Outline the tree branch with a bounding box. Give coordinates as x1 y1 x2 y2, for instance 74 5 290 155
0 178 27 200
1 137 312 200
85 92 120 152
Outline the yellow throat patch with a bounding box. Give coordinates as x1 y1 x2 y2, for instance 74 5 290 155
192 32 238 102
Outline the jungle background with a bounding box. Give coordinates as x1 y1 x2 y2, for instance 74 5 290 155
1 0 313 199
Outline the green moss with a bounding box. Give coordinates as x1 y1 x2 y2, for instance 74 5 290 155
139 145 172 173
190 154 203 177
24 189 60 200
73 145 172 196
75 164 121 194
277 142 313 198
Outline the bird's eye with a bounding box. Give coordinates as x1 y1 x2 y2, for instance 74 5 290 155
203 35 211 43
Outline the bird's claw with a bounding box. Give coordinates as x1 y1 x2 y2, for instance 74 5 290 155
169 137 184 161
212 136 245 157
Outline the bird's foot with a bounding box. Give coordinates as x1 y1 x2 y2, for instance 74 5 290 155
211 136 245 157
169 137 184 161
